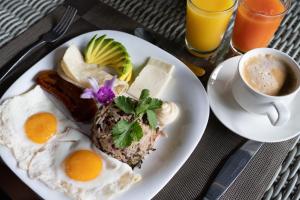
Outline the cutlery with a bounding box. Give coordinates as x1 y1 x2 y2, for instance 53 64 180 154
203 140 263 200
0 6 77 85
134 27 206 77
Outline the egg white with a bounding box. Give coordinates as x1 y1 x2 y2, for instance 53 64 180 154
0 86 77 170
28 128 141 200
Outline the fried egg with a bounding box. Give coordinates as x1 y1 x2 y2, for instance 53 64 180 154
0 86 76 169
28 128 140 200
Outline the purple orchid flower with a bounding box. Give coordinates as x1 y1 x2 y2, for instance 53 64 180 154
81 76 116 105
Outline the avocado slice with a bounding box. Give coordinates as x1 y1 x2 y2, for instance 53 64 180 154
91 35 106 58
84 35 133 82
84 35 97 59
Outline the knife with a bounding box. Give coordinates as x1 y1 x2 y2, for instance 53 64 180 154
203 140 263 200
133 27 206 77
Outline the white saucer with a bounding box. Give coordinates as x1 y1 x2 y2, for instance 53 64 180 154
207 56 300 142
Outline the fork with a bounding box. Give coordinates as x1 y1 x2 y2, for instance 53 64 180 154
0 6 77 84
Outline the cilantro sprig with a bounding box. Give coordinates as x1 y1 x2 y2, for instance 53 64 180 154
112 89 162 148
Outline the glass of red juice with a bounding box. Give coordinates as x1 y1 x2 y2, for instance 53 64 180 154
231 0 291 53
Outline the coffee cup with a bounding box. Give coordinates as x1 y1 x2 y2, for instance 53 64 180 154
232 48 300 126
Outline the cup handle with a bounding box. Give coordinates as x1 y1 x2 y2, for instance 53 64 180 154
267 101 290 126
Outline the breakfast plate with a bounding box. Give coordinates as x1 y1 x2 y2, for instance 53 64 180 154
0 30 209 199
207 56 300 142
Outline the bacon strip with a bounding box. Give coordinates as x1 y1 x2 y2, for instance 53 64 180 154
36 70 97 122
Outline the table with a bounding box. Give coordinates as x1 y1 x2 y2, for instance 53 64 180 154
0 0 300 199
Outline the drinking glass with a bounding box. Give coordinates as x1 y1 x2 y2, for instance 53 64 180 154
231 0 291 54
185 0 237 57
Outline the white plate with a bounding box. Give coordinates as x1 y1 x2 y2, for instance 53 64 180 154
0 30 209 200
207 56 300 142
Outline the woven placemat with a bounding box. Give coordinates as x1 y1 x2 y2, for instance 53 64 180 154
0 0 64 47
0 0 300 199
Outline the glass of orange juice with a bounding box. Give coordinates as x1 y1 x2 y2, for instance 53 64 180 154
185 0 237 57
231 0 290 53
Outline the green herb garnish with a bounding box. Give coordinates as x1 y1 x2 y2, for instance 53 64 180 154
112 89 162 148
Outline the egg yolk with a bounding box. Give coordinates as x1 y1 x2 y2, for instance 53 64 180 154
64 150 102 181
24 112 57 144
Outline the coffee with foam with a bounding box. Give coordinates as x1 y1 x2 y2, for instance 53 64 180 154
241 54 297 96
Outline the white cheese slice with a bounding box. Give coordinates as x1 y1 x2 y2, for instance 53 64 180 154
127 57 174 98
